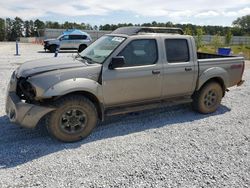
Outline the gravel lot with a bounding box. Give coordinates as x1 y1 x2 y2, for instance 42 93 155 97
0 42 249 187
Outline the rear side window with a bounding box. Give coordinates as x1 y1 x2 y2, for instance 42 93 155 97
119 39 158 67
69 35 87 40
165 39 190 63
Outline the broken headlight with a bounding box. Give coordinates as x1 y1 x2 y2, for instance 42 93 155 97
17 78 36 101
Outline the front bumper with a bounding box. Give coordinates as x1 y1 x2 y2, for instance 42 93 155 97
5 92 55 129
44 41 50 50
44 44 49 50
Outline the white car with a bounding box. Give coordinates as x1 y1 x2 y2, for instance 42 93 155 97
43 30 92 53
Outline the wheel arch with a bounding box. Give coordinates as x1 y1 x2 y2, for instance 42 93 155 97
48 44 58 52
196 67 229 96
55 91 103 121
195 77 226 97
42 78 104 120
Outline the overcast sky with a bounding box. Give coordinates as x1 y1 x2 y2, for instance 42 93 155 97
0 0 250 26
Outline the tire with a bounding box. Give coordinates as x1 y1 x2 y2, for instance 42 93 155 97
46 95 98 142
78 45 87 53
192 82 223 114
49 45 57 53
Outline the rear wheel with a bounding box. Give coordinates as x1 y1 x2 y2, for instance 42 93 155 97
192 82 223 114
46 95 98 142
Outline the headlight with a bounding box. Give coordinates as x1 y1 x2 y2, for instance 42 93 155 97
17 78 36 100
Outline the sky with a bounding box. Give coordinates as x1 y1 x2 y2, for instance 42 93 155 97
0 0 250 26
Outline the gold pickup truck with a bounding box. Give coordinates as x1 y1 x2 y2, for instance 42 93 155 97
6 27 245 142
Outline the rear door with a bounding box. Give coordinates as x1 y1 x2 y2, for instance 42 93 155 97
102 38 163 106
162 38 196 97
68 35 79 49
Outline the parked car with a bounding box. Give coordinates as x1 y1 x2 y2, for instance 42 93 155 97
43 30 92 53
6 27 245 142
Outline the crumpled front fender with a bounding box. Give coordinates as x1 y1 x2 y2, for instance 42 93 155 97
42 78 103 103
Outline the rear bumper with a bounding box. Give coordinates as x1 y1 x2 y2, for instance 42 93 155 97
5 92 55 128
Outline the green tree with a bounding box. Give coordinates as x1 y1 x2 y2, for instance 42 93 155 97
233 15 250 35
0 18 5 41
166 21 174 27
100 24 111 30
34 19 45 30
45 21 60 29
151 21 157 26
8 17 23 40
85 23 93 30
24 20 31 37
184 26 192 35
195 28 204 50
211 33 223 53
225 29 232 45
29 20 35 37
5 18 13 41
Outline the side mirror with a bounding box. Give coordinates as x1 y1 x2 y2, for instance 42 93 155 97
109 56 125 69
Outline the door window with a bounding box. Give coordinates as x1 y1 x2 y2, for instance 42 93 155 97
119 39 158 67
69 35 87 40
165 39 190 63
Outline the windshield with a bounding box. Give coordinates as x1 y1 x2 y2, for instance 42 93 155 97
57 34 64 40
79 35 126 64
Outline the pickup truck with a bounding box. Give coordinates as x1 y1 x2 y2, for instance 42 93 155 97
5 27 245 142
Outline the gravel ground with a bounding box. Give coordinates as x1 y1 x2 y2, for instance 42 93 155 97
0 42 249 187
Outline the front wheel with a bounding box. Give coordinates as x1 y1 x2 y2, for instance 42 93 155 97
192 82 223 114
46 95 98 142
49 45 57 53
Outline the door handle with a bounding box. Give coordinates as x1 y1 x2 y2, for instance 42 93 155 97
152 70 161 75
185 67 192 71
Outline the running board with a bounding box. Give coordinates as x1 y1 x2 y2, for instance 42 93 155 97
105 98 193 116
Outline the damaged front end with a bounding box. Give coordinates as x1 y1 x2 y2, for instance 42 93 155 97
5 72 55 128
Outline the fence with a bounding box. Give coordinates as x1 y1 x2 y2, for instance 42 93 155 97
20 28 250 45
197 35 250 45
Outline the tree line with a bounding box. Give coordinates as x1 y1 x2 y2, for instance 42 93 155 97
0 17 95 41
0 15 249 41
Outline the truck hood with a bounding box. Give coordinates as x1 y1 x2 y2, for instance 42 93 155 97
17 56 90 78
44 38 57 42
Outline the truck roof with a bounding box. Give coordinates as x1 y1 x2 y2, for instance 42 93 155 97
111 27 184 36
62 29 91 37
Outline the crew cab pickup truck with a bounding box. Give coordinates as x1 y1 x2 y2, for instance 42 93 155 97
6 27 245 142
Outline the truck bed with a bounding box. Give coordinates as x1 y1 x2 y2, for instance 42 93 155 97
197 52 233 59
197 52 245 88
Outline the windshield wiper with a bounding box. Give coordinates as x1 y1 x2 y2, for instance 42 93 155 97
73 52 81 59
74 52 98 64
81 56 97 64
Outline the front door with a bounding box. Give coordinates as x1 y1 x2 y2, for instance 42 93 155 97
60 35 74 49
102 39 162 107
